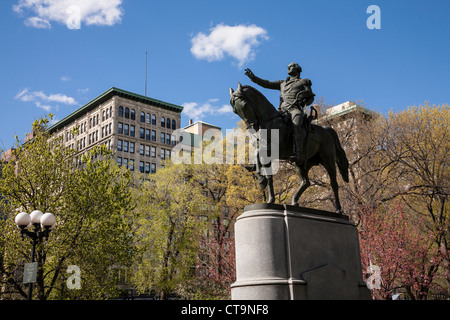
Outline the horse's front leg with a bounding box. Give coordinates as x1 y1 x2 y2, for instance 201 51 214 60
291 164 310 206
266 175 275 204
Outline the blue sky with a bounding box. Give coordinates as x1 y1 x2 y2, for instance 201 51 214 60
1 0 449 151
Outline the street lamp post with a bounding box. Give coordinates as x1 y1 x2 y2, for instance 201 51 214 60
15 210 56 300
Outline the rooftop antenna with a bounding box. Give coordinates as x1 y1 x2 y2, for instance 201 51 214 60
145 51 148 96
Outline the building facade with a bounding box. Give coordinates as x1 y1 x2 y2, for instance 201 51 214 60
48 87 183 174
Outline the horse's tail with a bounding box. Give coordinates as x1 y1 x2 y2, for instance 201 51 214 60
327 127 349 183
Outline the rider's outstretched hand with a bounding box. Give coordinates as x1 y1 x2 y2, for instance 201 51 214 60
245 68 255 80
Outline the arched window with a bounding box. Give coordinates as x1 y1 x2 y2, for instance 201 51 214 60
166 118 171 128
131 109 135 120
161 117 165 127
140 112 145 122
172 119 176 130
151 114 156 125
119 106 124 117
125 107 130 119
146 113 150 124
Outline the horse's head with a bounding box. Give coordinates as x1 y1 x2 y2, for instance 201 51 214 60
229 83 260 131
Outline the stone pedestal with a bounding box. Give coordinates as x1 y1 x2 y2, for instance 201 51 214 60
231 204 371 300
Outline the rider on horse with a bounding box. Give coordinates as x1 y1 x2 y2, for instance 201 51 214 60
245 63 315 163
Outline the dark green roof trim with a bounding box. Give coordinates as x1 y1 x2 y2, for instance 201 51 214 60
48 87 183 134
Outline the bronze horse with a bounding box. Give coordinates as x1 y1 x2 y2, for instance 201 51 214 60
229 83 349 214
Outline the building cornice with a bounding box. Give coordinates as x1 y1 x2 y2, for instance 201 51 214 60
47 87 183 134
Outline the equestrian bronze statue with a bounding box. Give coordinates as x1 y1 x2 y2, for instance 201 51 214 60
230 64 349 214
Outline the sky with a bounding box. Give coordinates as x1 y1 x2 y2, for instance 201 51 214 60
1 0 449 151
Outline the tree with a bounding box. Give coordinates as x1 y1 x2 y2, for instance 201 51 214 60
0 116 136 300
131 160 206 300
359 201 442 299
171 126 262 299
377 103 449 296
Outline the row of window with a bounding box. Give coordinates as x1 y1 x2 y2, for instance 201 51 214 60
117 140 135 153
117 158 157 174
117 157 135 171
118 106 177 130
117 157 160 174
118 139 171 160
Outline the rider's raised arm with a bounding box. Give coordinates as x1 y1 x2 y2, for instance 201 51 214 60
245 68 282 90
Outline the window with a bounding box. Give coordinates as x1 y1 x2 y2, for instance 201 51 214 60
161 148 165 160
102 126 105 138
161 132 165 143
151 146 156 158
166 133 171 145
124 124 129 136
145 145 150 157
110 106 112 118
145 162 150 174
117 139 123 151
130 125 135 137
151 130 156 141
130 142 135 154
125 107 130 119
146 113 150 124
129 160 135 171
119 106 124 117
151 114 156 125
139 161 144 173
140 144 144 155
172 119 176 130
151 163 156 174
140 127 145 139
117 157 122 166
118 123 123 134
140 112 145 122
131 109 135 120
166 149 171 159
146 129 150 140
124 141 129 153
161 117 165 127
102 111 106 121
167 118 171 128
123 158 128 169
106 108 109 119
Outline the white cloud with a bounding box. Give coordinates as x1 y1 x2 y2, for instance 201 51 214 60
15 88 77 112
182 98 234 122
60 75 70 82
13 0 123 29
24 16 51 29
191 24 268 67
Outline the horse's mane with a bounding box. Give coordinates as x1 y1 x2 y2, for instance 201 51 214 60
241 85 273 106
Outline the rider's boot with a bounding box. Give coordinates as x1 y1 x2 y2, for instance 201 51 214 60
290 125 306 164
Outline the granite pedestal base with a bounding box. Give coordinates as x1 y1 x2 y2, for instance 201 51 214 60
231 204 371 300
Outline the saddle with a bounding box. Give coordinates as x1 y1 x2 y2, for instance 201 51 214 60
281 106 318 134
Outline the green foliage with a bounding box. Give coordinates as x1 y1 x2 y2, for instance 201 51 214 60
131 160 207 300
0 116 136 300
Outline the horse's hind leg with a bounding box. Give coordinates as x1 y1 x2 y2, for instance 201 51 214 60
324 159 342 214
266 175 275 204
291 165 310 206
